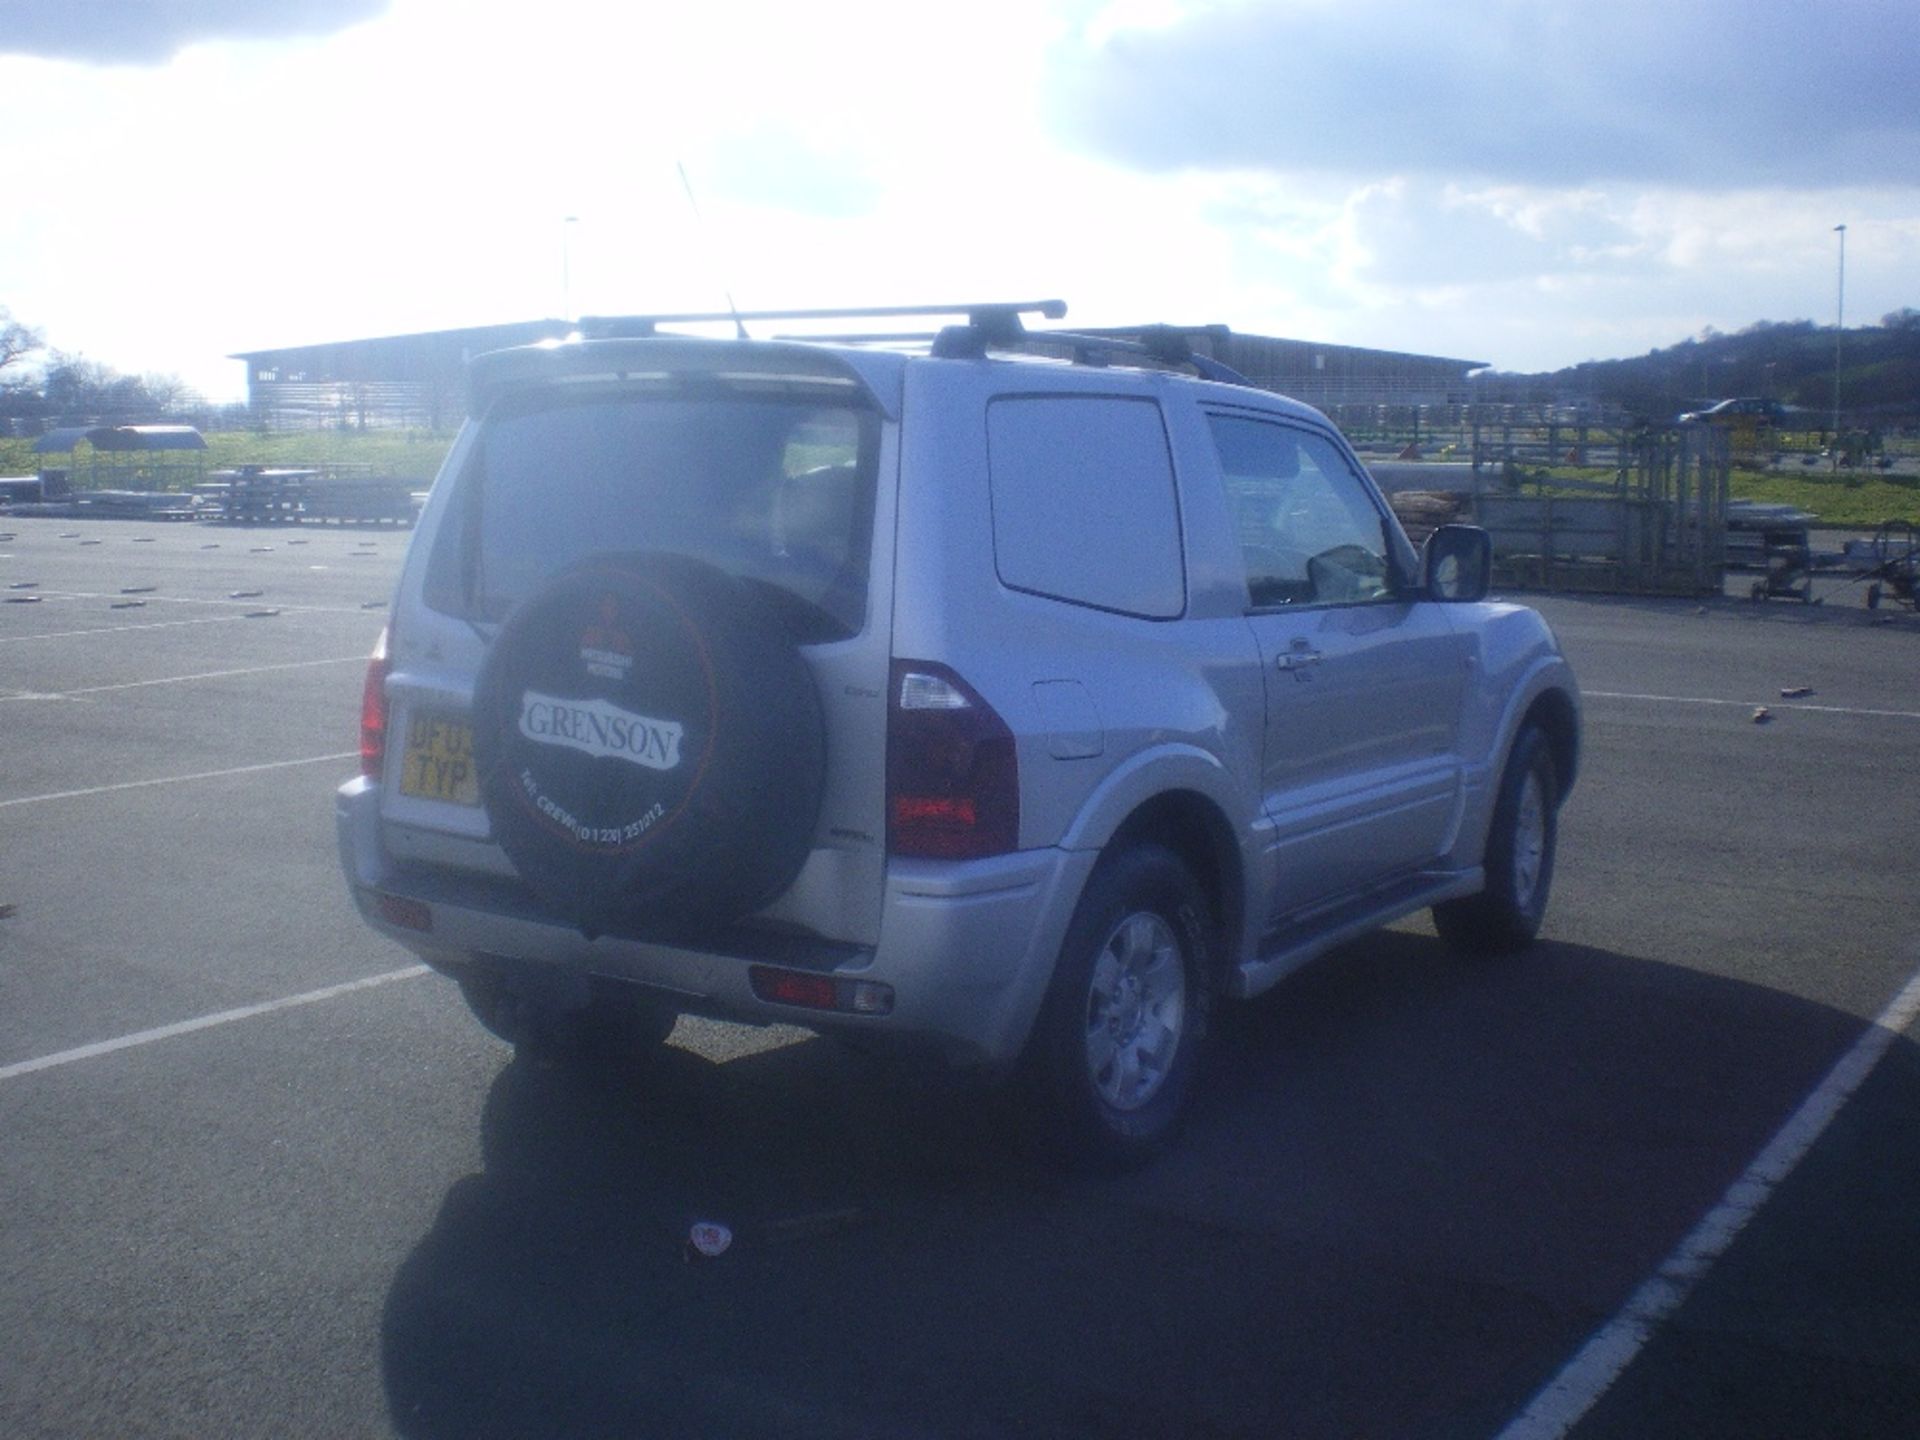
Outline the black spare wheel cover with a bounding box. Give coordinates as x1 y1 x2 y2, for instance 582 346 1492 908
472 553 825 930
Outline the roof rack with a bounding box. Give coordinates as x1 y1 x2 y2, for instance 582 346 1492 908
575 301 1251 386
924 319 1250 384
577 299 1066 341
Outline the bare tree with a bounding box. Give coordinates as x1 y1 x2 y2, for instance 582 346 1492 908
1 308 44 372
139 372 192 414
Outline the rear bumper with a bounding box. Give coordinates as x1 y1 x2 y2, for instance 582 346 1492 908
337 777 1092 1068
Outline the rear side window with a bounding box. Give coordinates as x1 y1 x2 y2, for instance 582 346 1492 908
985 396 1184 619
424 389 878 642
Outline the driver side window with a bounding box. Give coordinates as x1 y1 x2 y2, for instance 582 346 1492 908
1208 414 1394 608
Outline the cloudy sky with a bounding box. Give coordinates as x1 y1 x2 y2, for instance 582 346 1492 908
3 0 1915 401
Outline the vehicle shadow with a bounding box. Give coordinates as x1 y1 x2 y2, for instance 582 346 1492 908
380 931 1899 1440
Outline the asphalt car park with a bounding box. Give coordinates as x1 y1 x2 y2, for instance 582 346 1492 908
2 515 1918 1438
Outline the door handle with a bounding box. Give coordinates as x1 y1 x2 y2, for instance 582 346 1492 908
1275 648 1323 671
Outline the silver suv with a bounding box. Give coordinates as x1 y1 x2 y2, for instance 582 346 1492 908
337 301 1579 1165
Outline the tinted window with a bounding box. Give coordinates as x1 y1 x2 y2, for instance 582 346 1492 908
1209 415 1393 608
425 390 878 642
986 396 1184 619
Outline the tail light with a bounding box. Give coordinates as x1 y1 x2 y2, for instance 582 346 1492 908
885 660 1018 859
360 626 391 780
748 966 894 1015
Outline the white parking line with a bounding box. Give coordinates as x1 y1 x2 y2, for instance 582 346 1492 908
1585 689 1920 721
1496 957 1920 1440
0 752 357 809
0 966 430 1084
23 589 380 616
0 614 254 644
0 655 365 703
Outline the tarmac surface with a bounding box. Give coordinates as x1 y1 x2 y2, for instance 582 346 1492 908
2 515 1918 1439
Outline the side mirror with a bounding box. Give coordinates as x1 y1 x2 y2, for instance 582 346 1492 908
1422 524 1491 602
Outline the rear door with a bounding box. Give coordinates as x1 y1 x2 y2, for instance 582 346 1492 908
385 375 898 945
1205 411 1470 923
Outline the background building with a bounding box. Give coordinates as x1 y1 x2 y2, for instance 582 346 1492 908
232 320 570 431
233 319 1484 431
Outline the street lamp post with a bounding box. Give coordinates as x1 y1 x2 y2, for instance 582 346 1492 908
562 215 580 323
1831 223 1847 456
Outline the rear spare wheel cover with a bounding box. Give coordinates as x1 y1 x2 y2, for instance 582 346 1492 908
471 554 825 929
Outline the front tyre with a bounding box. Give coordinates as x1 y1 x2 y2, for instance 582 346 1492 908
1433 724 1559 955
1025 846 1212 1169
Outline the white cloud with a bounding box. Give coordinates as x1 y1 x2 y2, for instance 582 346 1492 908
1 0 389 64
1050 0 1920 189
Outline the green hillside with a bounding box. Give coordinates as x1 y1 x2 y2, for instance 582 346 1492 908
1475 313 1920 425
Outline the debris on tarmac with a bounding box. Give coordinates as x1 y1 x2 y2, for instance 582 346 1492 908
131 537 155 543
687 1222 733 1260
78 539 101 546
57 532 78 538
199 543 219 550
7 581 38 589
1779 686 1814 698
120 585 157 594
229 590 264 599
249 546 274 553
110 601 146 610
5 595 42 603
1752 706 1773 724
243 608 282 619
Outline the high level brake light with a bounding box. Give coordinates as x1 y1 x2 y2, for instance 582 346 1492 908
885 660 1018 859
360 625 390 780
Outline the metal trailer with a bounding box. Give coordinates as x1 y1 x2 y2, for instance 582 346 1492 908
1844 521 1920 610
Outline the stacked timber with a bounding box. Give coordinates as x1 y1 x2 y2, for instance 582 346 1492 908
1389 490 1468 548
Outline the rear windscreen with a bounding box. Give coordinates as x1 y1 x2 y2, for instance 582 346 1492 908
424 387 880 642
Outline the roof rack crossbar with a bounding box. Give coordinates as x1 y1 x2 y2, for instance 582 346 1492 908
576 301 1254 386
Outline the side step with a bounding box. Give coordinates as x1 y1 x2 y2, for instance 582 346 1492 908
1229 868 1483 1000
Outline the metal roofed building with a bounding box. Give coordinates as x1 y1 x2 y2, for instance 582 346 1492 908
30 423 209 494
231 320 572 431
1075 325 1488 410
233 317 1486 432
34 423 209 454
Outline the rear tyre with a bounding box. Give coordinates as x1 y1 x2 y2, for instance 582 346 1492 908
1024 846 1212 1169
456 969 677 1073
1433 725 1558 955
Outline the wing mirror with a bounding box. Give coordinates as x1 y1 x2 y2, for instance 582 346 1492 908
1422 524 1491 602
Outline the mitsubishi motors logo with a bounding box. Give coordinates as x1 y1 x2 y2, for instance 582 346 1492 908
579 593 633 680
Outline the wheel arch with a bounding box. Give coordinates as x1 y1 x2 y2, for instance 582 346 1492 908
1098 789 1246 994
1520 685 1580 800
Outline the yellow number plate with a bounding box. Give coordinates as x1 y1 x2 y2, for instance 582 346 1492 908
399 713 479 806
